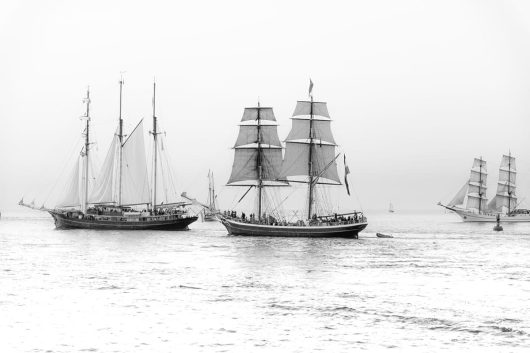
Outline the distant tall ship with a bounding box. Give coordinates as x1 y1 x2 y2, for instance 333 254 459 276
203 170 219 221
21 81 197 230
439 154 530 222
389 202 395 213
219 83 367 238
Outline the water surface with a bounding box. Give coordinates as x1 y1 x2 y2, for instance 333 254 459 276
1 211 529 352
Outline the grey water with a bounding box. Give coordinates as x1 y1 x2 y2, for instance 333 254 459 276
1 210 530 352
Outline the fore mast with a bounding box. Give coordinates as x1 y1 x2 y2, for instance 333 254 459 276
81 88 91 213
117 77 124 207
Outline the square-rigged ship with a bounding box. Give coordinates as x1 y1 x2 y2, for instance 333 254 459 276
439 154 530 222
219 87 367 238
22 81 198 230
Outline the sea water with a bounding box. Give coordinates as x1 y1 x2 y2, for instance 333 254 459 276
1 210 529 352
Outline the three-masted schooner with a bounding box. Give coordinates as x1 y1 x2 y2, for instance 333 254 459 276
219 86 367 238
439 154 530 222
31 81 198 230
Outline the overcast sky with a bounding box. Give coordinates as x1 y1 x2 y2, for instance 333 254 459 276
2 0 530 212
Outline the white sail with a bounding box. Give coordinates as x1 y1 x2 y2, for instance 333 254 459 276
121 120 150 206
57 157 81 207
494 154 517 213
465 158 487 212
449 181 468 207
88 133 119 204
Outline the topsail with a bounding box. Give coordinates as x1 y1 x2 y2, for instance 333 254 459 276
465 158 488 212
492 154 517 213
227 106 284 186
281 101 341 185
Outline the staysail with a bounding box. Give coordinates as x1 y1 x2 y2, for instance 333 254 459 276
89 132 119 204
57 156 81 208
448 181 468 207
465 158 488 212
121 120 150 206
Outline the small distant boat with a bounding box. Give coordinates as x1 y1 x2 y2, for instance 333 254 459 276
376 233 393 238
389 202 395 213
203 170 219 221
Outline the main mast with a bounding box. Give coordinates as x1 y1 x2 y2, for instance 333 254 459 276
151 81 158 212
478 156 483 214
82 88 91 213
307 95 314 219
257 102 263 220
118 78 124 206
507 151 512 214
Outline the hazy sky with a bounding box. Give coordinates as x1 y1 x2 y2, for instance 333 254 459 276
2 0 530 212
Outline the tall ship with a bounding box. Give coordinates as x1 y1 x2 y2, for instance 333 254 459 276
203 170 219 221
22 81 197 230
438 154 530 222
389 202 395 213
219 84 367 238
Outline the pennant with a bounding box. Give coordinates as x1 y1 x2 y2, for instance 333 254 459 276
308 78 314 97
344 154 351 196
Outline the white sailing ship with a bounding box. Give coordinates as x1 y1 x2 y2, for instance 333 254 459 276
439 154 530 222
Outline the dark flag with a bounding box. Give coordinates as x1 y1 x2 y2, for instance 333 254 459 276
344 154 351 196
308 78 314 97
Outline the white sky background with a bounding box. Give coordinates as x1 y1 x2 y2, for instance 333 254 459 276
1 0 530 212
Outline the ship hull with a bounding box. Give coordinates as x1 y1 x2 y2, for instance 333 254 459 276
220 217 367 238
442 206 530 223
50 211 198 230
203 212 219 222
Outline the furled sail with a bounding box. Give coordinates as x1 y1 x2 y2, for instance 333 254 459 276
494 154 517 213
88 133 119 204
57 157 81 207
465 158 488 212
227 107 285 186
121 120 150 205
448 181 468 207
281 100 340 184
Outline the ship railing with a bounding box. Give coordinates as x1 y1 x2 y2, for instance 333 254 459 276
222 211 367 227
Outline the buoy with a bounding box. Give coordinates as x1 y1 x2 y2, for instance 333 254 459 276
493 214 503 232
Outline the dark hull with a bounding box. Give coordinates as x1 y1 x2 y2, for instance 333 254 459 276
220 217 367 238
50 212 198 230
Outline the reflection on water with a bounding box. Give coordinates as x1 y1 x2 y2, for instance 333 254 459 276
1 211 529 352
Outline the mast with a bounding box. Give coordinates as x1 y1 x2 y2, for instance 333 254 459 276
208 171 216 210
151 81 158 212
257 101 263 220
82 88 91 213
478 156 483 214
118 78 124 206
507 151 512 214
307 95 314 219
